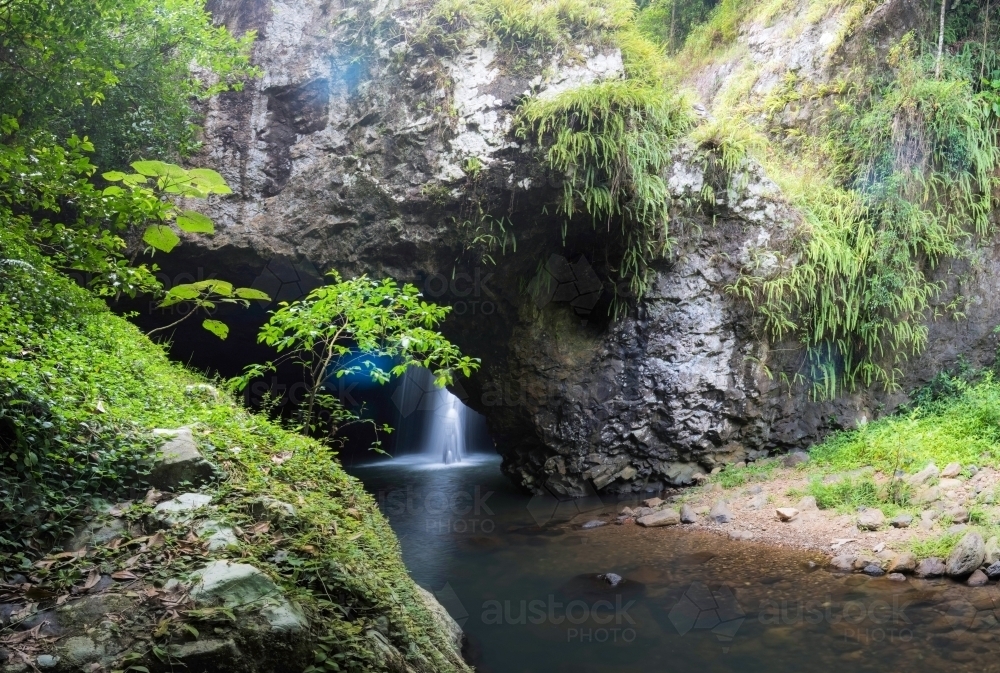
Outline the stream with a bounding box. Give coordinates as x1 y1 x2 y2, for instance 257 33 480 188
348 453 1000 672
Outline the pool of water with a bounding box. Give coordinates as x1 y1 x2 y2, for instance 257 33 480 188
348 454 1000 673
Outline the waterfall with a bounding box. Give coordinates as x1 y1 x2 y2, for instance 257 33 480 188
392 367 468 465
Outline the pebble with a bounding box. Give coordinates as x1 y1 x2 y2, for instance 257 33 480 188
872 542 885 553
619 506 635 517
939 478 963 490
908 462 939 485
581 520 606 529
796 496 818 511
886 573 907 582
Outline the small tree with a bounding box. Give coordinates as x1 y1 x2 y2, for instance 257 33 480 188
232 272 480 446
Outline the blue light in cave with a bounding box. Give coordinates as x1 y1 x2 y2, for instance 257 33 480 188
326 350 398 389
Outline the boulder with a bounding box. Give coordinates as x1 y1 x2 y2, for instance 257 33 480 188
908 463 939 486
890 513 912 529
148 428 215 490
941 462 962 478
783 451 810 468
914 557 947 578
190 561 308 633
775 508 798 522
637 509 681 527
710 500 733 524
886 552 917 573
857 509 885 531
679 504 697 524
796 496 818 511
967 569 989 587
985 536 1000 565
414 586 464 659
195 520 240 551
152 493 212 526
829 554 856 571
946 533 985 577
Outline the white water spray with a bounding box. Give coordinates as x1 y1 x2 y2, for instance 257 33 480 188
392 367 468 464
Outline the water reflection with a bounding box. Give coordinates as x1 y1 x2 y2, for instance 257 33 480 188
349 455 1000 673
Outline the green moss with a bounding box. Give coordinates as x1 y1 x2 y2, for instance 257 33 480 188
0 229 470 672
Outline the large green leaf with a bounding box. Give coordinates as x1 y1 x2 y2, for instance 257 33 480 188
234 287 271 300
102 171 126 182
159 284 201 307
131 160 184 178
175 210 215 234
193 279 233 296
188 168 226 185
142 225 180 253
202 319 229 340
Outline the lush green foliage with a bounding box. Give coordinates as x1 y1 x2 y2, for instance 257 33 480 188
0 230 468 671
726 41 1000 396
519 79 690 305
0 0 257 168
714 457 780 488
235 273 479 444
0 128 262 337
635 0 718 52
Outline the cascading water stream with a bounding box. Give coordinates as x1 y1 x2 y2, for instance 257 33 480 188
391 366 478 465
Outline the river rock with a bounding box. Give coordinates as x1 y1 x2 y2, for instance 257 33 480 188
710 500 733 524
967 569 989 587
633 506 655 518
642 497 664 508
748 493 768 510
679 504 697 524
796 496 818 511
941 462 962 478
581 520 606 529
915 557 947 578
886 552 917 573
152 493 213 526
249 497 297 522
598 573 624 587
149 428 215 490
637 509 680 527
862 564 885 576
830 554 856 571
887 573 906 582
196 520 240 551
619 506 635 517
908 463 939 486
939 478 963 491
783 451 810 467
36 655 59 669
915 486 942 505
948 507 970 524
694 506 711 515
728 530 754 541
946 533 985 577
890 513 912 528
985 536 1000 565
857 509 885 530
775 507 799 521
985 561 1000 580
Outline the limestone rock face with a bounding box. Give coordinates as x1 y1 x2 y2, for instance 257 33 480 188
172 0 1000 497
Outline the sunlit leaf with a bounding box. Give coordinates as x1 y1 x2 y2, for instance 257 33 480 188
142 225 180 253
202 319 229 340
175 210 215 234
234 287 270 300
102 171 126 182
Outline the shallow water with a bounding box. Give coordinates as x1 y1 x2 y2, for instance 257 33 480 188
348 454 1000 673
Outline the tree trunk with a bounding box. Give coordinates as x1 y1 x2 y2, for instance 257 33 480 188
936 0 947 78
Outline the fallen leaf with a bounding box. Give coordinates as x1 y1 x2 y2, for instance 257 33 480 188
56 594 69 605
147 532 166 548
95 400 107 413
83 569 101 590
249 522 270 535
24 586 57 600
348 532 363 542
143 489 164 506
299 545 319 556
111 570 138 581
123 554 142 568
